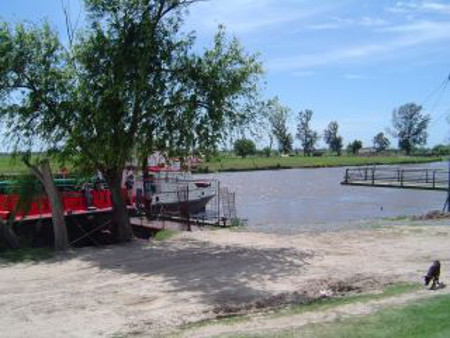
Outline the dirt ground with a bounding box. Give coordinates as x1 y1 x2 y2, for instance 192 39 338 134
0 220 449 338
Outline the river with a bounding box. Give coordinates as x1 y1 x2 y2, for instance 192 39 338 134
198 161 448 233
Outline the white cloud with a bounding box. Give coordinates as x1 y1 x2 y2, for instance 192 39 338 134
186 0 334 34
344 74 365 80
304 16 388 31
387 1 450 15
268 20 450 71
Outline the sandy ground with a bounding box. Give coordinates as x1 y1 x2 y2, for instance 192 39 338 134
1 220 450 338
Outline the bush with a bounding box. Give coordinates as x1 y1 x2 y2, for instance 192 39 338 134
261 147 271 158
431 144 450 156
347 140 363 155
234 139 256 158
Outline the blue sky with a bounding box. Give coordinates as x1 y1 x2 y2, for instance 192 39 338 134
2 0 450 148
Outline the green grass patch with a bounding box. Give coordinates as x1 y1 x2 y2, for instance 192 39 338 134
273 283 421 318
0 155 73 175
193 156 442 173
153 229 178 241
0 247 53 263
265 293 450 338
176 283 421 336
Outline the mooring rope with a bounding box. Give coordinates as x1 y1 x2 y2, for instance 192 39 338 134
69 218 112 246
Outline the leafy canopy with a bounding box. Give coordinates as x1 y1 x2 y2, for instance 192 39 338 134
263 97 293 154
296 109 319 156
323 121 343 156
391 103 430 155
233 138 256 158
0 0 263 175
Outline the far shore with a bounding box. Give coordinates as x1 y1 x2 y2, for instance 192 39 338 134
192 155 443 173
0 154 443 175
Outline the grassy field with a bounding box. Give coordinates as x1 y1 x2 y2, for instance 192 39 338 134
0 156 69 175
0 154 443 175
194 155 443 173
264 293 450 338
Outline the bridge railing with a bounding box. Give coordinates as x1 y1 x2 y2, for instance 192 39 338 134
344 167 450 189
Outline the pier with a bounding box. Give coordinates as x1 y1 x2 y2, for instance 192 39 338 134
342 167 450 191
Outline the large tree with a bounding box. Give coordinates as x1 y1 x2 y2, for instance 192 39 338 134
391 103 430 155
264 98 293 154
323 121 343 156
0 0 263 243
296 109 319 156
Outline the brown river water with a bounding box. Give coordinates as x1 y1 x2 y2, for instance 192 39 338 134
197 162 448 233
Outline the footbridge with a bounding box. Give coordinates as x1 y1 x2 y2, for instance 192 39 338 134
342 166 450 211
342 167 450 191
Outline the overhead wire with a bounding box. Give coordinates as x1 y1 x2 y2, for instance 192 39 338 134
421 73 450 127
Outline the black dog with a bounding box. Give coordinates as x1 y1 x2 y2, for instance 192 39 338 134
424 260 441 289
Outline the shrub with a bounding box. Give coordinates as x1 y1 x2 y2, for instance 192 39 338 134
234 139 256 158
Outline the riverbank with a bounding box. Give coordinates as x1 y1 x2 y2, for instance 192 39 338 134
0 218 449 337
193 156 443 173
0 154 442 175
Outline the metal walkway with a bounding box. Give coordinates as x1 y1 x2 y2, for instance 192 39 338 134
342 167 450 191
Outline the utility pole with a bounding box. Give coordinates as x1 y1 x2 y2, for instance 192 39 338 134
447 159 450 212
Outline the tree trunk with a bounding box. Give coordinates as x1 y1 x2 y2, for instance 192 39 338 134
0 219 20 249
41 161 69 250
25 159 69 250
106 169 134 243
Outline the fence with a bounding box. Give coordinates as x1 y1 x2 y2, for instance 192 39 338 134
343 167 450 191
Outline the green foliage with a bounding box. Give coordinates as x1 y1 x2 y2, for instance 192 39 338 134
1 1 263 242
431 144 450 156
234 139 256 158
323 121 343 156
154 229 178 241
391 103 430 155
261 146 271 158
230 218 247 227
347 139 363 155
264 98 293 154
0 247 52 263
373 132 390 153
296 109 319 156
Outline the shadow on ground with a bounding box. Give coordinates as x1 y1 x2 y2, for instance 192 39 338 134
74 238 314 306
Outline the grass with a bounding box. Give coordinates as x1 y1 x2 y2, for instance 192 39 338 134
176 283 421 335
272 283 421 318
153 229 178 241
0 154 442 175
261 293 450 338
0 155 71 175
0 247 53 263
193 155 443 173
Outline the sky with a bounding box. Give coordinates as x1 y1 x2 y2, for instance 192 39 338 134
1 0 450 149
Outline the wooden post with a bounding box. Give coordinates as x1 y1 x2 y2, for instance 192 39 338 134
400 170 404 187
426 169 429 184
364 168 368 181
345 169 349 184
372 168 375 185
